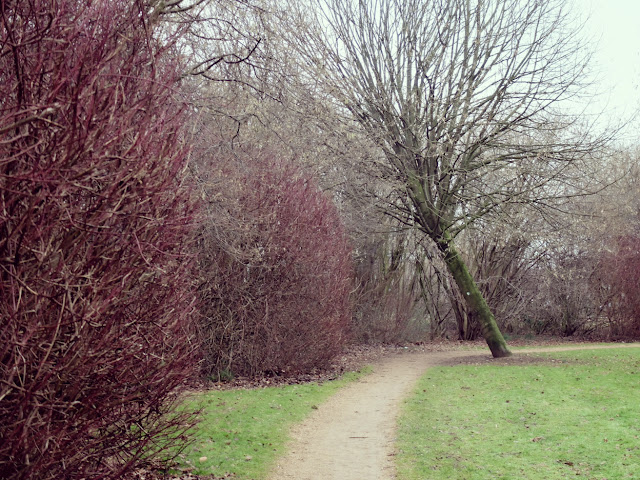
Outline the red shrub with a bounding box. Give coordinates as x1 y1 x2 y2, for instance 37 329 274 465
597 235 640 338
0 1 199 479
196 152 353 377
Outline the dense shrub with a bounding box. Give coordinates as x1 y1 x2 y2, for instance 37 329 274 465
0 1 199 478
597 235 640 338
196 152 353 377
518 250 602 338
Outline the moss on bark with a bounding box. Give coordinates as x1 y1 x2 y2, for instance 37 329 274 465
437 235 512 358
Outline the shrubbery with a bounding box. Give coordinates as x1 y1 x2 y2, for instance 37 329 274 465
597 234 640 338
0 1 199 478
196 151 353 377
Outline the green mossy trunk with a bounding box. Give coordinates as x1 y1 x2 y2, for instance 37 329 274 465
406 173 510 357
437 236 512 358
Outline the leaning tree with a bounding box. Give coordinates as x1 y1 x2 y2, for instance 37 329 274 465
280 0 609 356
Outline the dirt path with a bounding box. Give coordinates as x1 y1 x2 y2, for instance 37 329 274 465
267 343 640 480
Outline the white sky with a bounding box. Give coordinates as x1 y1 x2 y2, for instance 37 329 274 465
576 0 640 142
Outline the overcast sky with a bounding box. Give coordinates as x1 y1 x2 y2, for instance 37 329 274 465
576 0 640 141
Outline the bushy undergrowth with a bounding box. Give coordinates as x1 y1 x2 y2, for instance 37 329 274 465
351 232 422 343
597 234 640 338
195 151 353 377
0 1 199 478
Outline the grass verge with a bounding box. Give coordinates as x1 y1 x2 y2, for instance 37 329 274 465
172 368 371 479
396 347 640 480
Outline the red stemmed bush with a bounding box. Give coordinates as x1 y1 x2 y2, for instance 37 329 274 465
1 1 199 478
196 151 353 377
597 234 640 338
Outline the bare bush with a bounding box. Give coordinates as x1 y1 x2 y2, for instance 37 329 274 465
596 234 640 338
194 150 353 377
524 252 602 337
455 233 538 339
0 1 200 478
351 231 422 344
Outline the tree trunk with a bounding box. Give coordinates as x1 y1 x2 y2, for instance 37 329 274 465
436 235 512 358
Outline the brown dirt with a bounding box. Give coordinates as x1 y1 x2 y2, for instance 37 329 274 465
266 343 640 480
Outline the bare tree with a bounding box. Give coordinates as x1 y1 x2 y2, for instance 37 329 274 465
279 0 611 356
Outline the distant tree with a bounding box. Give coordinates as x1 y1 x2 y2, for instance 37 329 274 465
593 153 640 338
0 1 202 478
281 0 610 356
352 227 425 343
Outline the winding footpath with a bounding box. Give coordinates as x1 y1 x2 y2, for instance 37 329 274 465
267 344 640 480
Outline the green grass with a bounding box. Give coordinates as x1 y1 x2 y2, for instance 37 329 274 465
396 347 640 480
510 342 619 350
173 368 370 479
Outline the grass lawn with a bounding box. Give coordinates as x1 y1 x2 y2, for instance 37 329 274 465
171 368 370 479
396 347 640 480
